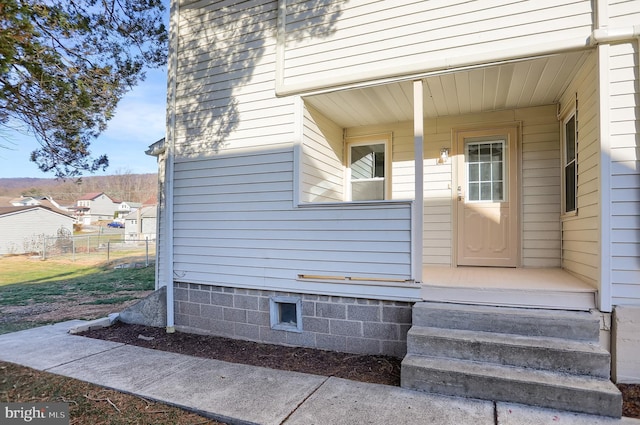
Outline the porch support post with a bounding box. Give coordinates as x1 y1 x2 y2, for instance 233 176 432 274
597 43 612 313
413 80 424 284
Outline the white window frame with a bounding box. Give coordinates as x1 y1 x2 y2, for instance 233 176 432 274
464 139 507 204
269 296 302 333
562 109 577 217
345 134 392 202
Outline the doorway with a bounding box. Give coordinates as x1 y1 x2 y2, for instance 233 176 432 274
455 127 519 267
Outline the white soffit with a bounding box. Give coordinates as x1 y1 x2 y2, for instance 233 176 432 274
304 50 590 128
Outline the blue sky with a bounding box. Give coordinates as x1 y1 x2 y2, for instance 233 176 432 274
0 67 168 179
0 0 170 180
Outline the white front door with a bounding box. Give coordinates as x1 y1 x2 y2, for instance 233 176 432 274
455 127 519 267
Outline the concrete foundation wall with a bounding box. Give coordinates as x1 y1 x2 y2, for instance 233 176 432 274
612 305 640 383
174 283 413 358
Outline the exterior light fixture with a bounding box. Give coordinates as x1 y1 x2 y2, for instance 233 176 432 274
439 148 449 164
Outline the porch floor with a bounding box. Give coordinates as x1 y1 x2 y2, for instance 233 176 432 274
421 267 597 311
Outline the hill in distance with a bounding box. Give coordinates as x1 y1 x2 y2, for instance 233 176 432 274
0 173 158 205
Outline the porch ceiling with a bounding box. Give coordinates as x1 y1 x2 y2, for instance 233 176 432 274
304 51 590 128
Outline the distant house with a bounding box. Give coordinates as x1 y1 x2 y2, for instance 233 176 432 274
124 205 157 241
117 201 142 220
123 206 157 241
10 196 67 211
9 196 41 207
71 192 119 224
0 206 74 255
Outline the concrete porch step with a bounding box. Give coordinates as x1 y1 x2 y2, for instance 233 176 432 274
407 326 611 378
401 354 622 417
413 301 600 341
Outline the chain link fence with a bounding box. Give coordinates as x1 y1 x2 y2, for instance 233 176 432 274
36 234 156 267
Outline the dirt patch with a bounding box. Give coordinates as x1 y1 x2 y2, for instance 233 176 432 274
0 291 152 327
82 322 401 386
82 322 640 419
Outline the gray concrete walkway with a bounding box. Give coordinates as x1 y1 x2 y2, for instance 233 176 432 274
0 320 638 425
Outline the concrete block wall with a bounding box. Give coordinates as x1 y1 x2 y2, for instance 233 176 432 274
612 305 640 383
174 283 413 357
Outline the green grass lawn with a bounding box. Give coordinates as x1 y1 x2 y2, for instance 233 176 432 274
0 258 155 306
0 256 155 334
0 257 101 287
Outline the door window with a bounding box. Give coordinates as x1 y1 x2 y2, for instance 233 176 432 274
466 141 505 202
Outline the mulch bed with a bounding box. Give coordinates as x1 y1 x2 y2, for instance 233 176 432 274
620 384 640 418
82 322 640 418
81 322 401 386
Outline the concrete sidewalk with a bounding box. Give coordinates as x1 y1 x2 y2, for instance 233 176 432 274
0 320 637 425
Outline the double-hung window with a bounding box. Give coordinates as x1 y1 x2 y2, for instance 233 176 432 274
562 112 577 215
346 136 391 201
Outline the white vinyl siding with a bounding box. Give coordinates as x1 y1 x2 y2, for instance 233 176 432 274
418 116 455 267
301 104 344 202
174 0 296 157
608 0 640 27
172 148 414 298
559 52 599 286
609 41 640 305
516 106 563 268
166 0 640 308
280 0 593 92
171 0 357 294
